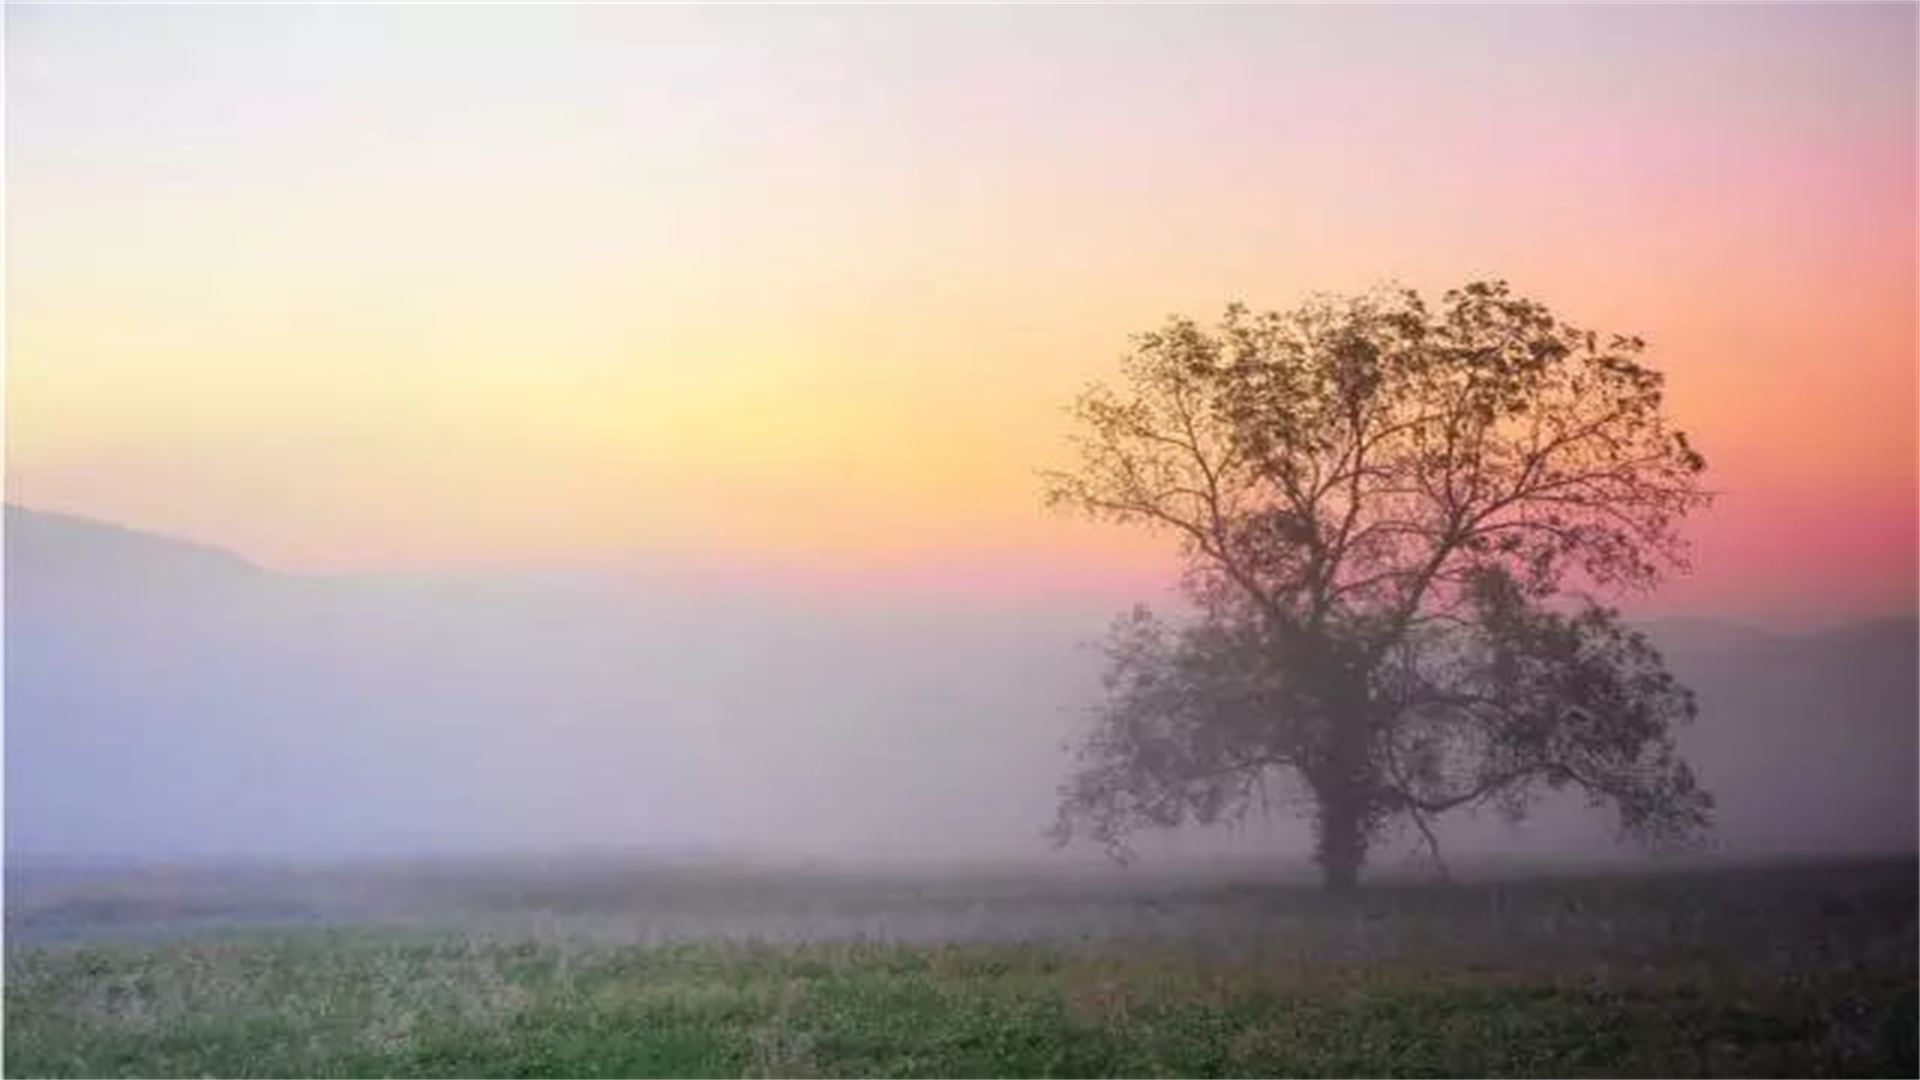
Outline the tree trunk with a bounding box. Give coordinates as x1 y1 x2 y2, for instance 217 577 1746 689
1315 791 1367 894
1314 692 1373 894
1308 649 1375 894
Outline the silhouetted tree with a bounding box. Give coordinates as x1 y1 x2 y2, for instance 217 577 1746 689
1043 282 1713 891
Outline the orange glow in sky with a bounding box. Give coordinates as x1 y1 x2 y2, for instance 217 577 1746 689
6 4 1915 623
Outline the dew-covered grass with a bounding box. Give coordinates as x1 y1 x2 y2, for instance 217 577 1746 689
6 857 1914 1077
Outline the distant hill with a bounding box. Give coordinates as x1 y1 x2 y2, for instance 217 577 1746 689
7 505 257 585
6 504 1914 864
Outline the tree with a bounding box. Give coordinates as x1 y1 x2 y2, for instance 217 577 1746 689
1042 281 1714 892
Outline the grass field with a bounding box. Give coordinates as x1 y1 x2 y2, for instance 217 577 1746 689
5 856 1915 1077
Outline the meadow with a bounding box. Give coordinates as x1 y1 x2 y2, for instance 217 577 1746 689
5 856 1914 1078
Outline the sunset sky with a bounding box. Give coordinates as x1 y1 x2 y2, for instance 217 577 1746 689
7 3 1915 624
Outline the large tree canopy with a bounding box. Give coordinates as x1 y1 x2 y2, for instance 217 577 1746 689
1042 281 1714 890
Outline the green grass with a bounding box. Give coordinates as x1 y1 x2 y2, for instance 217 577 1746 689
6 859 1916 1078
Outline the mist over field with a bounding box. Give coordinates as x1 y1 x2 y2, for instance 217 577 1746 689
5 5 1915 1075
8 503 1913 869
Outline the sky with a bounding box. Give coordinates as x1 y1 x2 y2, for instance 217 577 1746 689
7 3 1916 625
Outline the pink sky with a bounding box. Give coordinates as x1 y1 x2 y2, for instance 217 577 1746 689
6 3 1914 625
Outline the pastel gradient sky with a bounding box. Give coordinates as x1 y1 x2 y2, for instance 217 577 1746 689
7 4 1915 623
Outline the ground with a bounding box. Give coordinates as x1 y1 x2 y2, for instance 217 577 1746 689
5 856 1914 1077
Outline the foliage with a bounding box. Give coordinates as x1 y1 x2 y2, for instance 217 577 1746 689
1043 281 1714 885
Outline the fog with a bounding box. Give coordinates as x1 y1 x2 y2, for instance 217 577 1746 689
6 504 1915 868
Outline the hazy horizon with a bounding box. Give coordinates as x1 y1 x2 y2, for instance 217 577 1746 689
8 503 1915 868
7 500 1917 636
